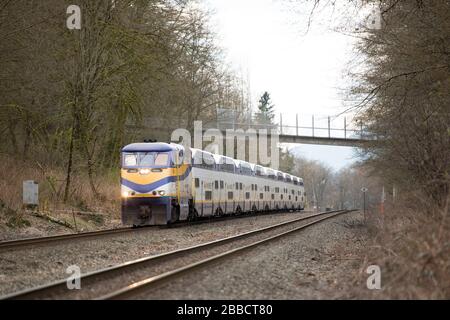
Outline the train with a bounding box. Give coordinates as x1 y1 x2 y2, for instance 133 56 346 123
120 142 306 226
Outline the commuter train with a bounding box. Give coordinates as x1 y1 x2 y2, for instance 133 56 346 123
121 142 306 226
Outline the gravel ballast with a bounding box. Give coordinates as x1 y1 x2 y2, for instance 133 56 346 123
0 211 321 296
130 211 368 300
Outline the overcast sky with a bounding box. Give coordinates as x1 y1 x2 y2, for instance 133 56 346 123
204 0 362 171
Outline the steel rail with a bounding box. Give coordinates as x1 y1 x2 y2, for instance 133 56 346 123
100 210 352 300
1 209 352 300
0 227 136 251
0 209 312 251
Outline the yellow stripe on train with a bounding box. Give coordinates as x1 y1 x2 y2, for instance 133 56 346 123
121 164 190 185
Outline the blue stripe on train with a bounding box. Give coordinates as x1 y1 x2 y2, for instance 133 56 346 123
121 166 192 194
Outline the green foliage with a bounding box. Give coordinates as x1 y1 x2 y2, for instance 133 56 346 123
278 149 295 174
255 91 276 125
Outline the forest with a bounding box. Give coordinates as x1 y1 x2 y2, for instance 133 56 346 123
0 0 449 298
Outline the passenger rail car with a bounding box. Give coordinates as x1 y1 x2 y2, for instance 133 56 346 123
121 142 305 226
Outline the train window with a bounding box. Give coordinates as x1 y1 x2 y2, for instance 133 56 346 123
205 191 212 200
193 151 215 170
228 192 233 200
154 153 169 166
240 183 243 190
194 178 200 188
235 182 239 190
260 193 263 199
271 194 274 200
215 181 219 189
218 157 236 173
123 154 137 166
255 166 265 177
225 163 235 172
245 192 250 199
220 181 224 189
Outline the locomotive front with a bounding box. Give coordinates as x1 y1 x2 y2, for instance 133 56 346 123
120 142 188 226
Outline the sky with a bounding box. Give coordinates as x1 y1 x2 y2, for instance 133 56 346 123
203 0 362 171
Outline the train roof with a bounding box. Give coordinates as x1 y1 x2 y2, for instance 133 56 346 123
122 142 182 153
122 143 304 182
212 154 236 164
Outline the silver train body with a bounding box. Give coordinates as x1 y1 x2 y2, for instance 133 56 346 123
121 142 306 226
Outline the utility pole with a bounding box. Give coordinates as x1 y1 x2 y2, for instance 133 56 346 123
361 187 368 221
312 176 317 212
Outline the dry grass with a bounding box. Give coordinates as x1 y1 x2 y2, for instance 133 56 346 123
0 154 121 231
350 194 450 299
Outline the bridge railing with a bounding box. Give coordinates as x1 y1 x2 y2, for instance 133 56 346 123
213 113 375 141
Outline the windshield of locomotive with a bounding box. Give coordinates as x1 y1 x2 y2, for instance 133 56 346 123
122 152 173 168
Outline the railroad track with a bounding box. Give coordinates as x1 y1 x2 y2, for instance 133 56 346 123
0 226 137 251
0 209 312 251
2 209 354 300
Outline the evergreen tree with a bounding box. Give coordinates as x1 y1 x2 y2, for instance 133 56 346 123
255 91 275 126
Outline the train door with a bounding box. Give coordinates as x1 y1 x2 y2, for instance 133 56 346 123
175 151 189 221
239 181 243 212
193 176 202 216
250 182 254 211
253 182 258 211
235 181 239 212
224 181 228 214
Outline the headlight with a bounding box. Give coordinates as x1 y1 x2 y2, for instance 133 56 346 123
121 191 135 197
139 168 150 175
158 190 166 196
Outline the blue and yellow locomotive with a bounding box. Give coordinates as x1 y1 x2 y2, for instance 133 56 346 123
121 142 306 226
121 143 191 226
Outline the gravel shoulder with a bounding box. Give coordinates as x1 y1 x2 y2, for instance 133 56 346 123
0 211 319 296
